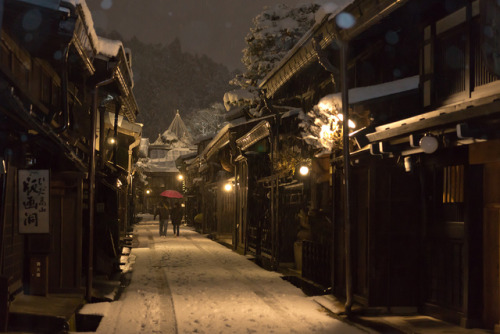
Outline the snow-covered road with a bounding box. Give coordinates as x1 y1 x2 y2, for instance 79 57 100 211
77 215 366 334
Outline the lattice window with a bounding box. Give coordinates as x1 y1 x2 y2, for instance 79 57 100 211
442 165 464 203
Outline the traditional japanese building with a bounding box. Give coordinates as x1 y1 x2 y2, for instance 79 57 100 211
135 111 196 212
257 0 500 330
0 0 141 331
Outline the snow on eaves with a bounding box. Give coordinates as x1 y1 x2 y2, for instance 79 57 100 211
314 2 345 24
223 89 259 111
319 75 419 110
64 0 123 57
98 36 123 58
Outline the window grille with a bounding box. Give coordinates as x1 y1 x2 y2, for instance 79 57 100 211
442 165 464 203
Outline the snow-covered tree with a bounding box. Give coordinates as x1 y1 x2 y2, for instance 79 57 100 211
226 3 320 118
184 103 228 140
232 3 321 89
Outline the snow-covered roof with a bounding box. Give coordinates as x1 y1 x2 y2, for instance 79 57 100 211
223 89 259 111
318 75 419 110
136 159 179 173
97 36 123 58
163 111 193 145
259 1 354 95
103 111 142 137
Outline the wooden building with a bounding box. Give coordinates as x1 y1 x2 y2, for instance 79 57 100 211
257 0 500 330
0 0 140 331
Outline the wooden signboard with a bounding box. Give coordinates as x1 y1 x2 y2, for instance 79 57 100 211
18 170 49 234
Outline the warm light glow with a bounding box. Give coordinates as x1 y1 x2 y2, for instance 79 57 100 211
224 183 233 192
299 166 310 176
181 203 185 207
177 174 184 181
336 114 356 128
320 125 335 141
108 137 117 145
318 101 333 112
145 189 151 195
116 179 122 188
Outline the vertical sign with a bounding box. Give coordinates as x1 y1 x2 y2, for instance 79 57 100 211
18 170 49 233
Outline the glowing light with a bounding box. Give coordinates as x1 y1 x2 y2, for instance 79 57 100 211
320 125 335 141
299 166 310 176
318 101 333 112
224 183 233 192
145 189 151 195
177 174 184 181
108 137 117 145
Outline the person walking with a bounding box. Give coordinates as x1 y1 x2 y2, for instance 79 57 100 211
155 200 170 236
170 202 182 237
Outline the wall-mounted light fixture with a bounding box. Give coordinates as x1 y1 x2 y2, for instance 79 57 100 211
0 157 6 175
404 156 413 173
223 182 233 192
299 165 310 176
419 135 438 154
107 136 117 145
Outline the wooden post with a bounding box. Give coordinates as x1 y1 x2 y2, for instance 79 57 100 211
340 40 353 314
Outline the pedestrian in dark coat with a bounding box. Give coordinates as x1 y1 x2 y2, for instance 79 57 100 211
155 201 170 236
170 202 182 236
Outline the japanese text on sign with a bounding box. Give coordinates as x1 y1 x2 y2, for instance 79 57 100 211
18 170 49 233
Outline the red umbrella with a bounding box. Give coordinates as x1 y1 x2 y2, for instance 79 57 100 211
160 190 183 198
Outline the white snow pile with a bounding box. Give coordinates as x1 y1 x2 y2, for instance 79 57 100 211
66 0 126 58
97 36 123 58
319 75 420 106
223 89 259 111
314 2 340 23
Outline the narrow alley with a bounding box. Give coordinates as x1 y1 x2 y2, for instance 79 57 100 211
76 214 365 334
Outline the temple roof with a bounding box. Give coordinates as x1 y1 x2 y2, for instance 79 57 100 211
162 110 193 145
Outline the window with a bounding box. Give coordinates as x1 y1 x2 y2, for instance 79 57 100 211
442 165 464 204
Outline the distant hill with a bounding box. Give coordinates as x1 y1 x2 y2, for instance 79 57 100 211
107 33 235 139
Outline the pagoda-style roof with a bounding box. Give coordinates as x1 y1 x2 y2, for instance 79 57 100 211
162 110 193 145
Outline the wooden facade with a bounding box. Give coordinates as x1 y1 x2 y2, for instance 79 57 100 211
0 1 141 331
179 0 500 331
266 0 498 330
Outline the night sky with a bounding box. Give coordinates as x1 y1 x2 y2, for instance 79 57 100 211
85 0 335 71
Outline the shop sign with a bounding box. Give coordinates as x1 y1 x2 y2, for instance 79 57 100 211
18 169 49 233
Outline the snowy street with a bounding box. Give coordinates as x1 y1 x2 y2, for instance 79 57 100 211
77 214 366 334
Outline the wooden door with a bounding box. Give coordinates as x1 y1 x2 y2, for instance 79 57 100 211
49 173 83 293
423 163 466 323
483 162 500 329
